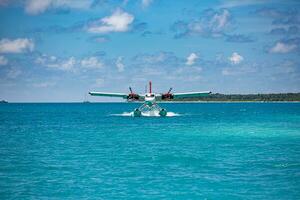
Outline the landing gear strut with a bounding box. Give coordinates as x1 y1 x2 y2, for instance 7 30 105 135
133 108 141 117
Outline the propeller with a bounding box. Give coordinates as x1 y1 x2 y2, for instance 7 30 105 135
129 87 133 94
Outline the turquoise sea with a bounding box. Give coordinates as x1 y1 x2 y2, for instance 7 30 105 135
0 103 300 199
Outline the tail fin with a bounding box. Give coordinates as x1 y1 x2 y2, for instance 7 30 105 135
149 81 152 93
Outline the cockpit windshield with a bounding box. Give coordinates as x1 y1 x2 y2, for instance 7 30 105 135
146 94 155 97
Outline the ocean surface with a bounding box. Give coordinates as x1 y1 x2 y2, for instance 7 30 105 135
0 103 300 199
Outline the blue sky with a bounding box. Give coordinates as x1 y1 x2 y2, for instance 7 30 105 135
0 0 300 102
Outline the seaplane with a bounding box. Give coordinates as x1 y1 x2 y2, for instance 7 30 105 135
89 81 211 117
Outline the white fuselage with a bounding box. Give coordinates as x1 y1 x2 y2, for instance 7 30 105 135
144 93 156 106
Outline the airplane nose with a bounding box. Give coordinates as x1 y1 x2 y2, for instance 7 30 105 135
146 101 152 106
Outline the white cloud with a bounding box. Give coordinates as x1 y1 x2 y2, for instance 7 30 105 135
228 52 243 64
222 63 257 76
269 42 297 53
0 38 34 53
93 37 109 43
25 0 51 15
222 66 255 76
87 9 134 34
218 0 268 8
116 56 125 72
25 0 92 15
210 9 230 32
35 56 46 65
175 66 202 74
0 55 8 65
142 0 153 8
173 9 231 38
222 68 231 75
35 55 57 65
94 78 104 87
133 52 178 67
186 53 198 65
171 65 203 82
143 53 167 63
80 57 103 69
7 68 22 79
36 55 76 72
275 60 296 74
36 55 104 72
32 81 56 88
51 57 76 71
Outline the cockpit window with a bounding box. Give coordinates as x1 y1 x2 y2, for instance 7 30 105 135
146 94 155 97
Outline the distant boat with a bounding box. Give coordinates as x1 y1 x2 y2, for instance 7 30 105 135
0 100 8 103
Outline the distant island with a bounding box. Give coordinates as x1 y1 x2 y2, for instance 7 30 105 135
0 100 8 103
170 93 300 102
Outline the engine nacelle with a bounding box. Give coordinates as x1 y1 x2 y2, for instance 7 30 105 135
127 94 140 101
161 93 174 100
161 87 173 100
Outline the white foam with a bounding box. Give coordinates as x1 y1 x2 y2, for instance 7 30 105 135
166 112 181 117
110 112 133 117
110 111 180 117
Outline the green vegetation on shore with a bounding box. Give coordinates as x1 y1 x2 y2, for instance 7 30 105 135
173 93 300 102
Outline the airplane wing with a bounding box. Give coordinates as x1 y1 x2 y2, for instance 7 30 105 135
89 92 128 99
173 91 211 99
